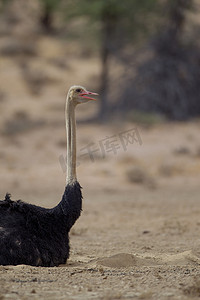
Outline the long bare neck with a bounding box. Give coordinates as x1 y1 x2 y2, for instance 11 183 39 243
65 96 77 185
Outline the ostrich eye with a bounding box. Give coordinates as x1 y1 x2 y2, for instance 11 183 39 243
76 88 82 93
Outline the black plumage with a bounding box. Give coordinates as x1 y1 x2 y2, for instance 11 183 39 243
0 182 82 267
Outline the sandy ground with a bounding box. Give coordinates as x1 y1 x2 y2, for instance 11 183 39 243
0 117 200 300
0 32 200 299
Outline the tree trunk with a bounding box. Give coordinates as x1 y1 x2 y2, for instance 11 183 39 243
98 6 117 121
40 5 53 32
98 31 109 120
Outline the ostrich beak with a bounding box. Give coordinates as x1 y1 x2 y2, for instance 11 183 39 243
80 91 98 101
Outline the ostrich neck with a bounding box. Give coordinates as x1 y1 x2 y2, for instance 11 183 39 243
65 99 77 185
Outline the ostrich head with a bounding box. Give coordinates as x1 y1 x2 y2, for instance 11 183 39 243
68 85 98 104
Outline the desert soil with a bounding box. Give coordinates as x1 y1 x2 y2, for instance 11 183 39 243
0 34 200 299
0 118 200 300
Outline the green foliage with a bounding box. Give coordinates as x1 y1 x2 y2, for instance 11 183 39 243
0 0 12 12
0 0 11 5
63 0 158 19
38 0 62 11
62 0 159 41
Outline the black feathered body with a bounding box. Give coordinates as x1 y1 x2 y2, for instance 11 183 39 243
0 181 82 267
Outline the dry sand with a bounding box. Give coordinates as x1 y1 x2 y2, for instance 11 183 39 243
0 119 200 300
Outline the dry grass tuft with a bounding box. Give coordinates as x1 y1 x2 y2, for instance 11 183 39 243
159 162 184 177
126 166 156 189
173 146 191 156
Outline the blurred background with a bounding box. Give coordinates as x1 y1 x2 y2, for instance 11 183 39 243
0 0 200 204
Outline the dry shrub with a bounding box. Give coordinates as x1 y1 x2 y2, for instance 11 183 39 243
0 39 36 57
2 111 45 136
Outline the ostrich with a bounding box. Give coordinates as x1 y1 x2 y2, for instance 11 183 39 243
0 86 98 267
